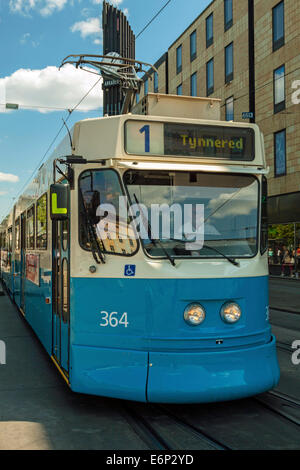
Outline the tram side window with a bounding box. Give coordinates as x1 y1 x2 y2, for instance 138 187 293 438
15 218 20 251
1 232 6 264
2 232 7 249
26 206 35 250
79 169 138 256
8 227 12 252
8 227 12 269
36 194 47 250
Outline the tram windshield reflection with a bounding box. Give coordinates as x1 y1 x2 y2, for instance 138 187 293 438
124 170 259 259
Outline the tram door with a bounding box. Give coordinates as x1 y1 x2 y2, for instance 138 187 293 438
20 212 26 312
52 219 70 375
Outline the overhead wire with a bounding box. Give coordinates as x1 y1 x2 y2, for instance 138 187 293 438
136 0 172 39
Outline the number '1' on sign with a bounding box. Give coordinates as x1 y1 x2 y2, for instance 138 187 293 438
139 125 150 152
125 121 164 155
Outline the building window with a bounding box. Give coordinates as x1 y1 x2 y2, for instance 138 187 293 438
225 42 234 83
206 13 213 48
225 96 234 121
274 65 285 113
190 72 197 97
273 1 284 52
136 93 139 104
190 30 197 61
177 84 182 96
176 45 182 74
274 129 286 177
154 72 158 93
206 58 214 96
144 79 148 95
224 0 233 31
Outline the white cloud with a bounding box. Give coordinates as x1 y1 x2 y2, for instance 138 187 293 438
9 0 69 16
20 32 39 47
0 64 103 113
0 191 8 196
40 0 68 16
10 0 127 17
70 17 102 38
0 173 19 183
20 32 30 43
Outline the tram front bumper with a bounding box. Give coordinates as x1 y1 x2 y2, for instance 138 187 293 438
146 335 280 403
70 335 280 403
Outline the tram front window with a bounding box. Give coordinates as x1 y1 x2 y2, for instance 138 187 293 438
79 169 138 256
124 171 259 259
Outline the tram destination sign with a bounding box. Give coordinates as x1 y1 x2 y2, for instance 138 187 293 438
125 121 255 161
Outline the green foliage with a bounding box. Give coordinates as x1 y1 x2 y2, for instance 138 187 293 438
268 223 300 246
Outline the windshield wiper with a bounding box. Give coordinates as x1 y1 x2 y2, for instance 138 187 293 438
79 188 105 264
170 238 239 267
133 193 176 267
202 244 240 267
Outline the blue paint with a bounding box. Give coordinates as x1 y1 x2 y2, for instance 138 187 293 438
23 267 53 355
68 275 280 402
71 345 148 402
139 125 150 152
147 336 279 403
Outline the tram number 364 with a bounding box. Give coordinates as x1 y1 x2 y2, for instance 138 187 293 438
100 311 129 328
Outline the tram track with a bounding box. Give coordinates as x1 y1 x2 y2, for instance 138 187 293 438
122 402 230 451
253 390 300 427
154 404 230 450
276 340 293 353
270 306 300 315
267 389 300 408
122 403 172 450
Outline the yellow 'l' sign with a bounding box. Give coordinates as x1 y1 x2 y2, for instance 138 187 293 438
52 193 67 215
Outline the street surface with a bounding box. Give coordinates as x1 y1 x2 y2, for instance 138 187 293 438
269 277 300 312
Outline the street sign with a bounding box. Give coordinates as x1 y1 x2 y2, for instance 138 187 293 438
242 112 254 119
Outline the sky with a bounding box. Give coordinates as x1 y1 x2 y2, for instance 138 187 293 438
0 0 211 220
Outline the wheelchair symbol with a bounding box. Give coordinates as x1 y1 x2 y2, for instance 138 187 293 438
124 265 136 277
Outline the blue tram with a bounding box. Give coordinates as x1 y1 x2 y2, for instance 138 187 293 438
0 93 280 403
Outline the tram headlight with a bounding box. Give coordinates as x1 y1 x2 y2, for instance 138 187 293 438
184 303 206 326
220 302 242 324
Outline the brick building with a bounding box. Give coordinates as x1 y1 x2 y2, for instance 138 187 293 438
138 0 300 224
